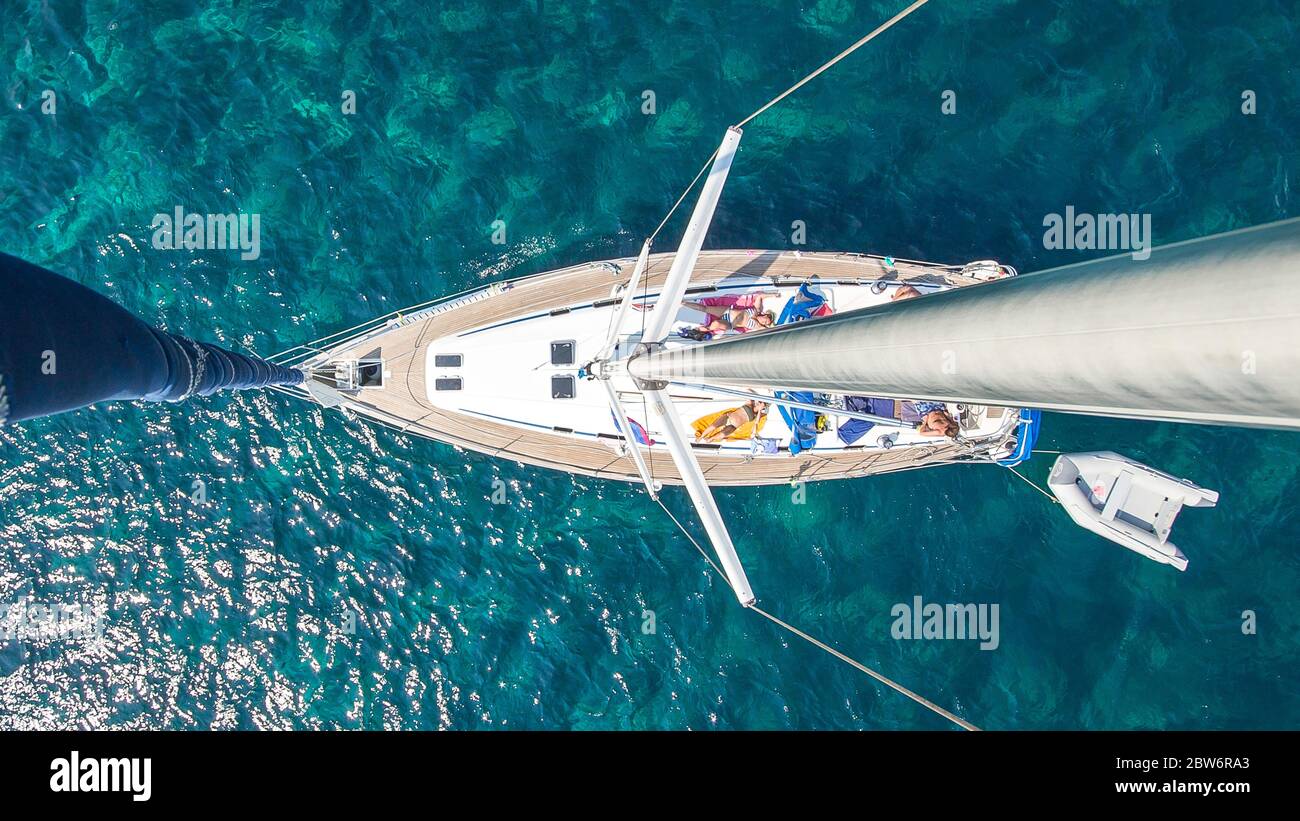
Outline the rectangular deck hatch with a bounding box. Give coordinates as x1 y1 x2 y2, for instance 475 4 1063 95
550 341 576 366
434 377 463 391
357 359 384 388
551 375 575 399
434 354 463 368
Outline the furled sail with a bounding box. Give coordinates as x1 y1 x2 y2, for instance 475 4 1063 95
0 252 303 425
629 218 1300 431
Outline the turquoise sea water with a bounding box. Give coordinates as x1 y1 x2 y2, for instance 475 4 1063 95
1 0 1298 729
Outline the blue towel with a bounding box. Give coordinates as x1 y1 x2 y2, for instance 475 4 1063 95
836 396 895 444
776 283 827 325
777 390 820 455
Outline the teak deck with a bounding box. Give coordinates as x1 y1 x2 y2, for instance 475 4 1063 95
302 250 990 486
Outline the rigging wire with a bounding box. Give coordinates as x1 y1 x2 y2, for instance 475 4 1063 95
647 0 932 243
747 604 980 732
649 155 718 244
633 0 973 730
735 0 932 128
655 496 980 732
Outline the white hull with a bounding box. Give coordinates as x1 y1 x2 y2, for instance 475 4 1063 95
272 249 1028 486
422 277 1019 460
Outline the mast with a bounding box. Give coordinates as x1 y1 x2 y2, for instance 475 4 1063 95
628 218 1300 431
0 253 304 425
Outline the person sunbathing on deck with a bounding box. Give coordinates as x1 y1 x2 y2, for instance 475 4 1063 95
837 397 960 444
682 292 779 335
892 284 923 301
911 400 960 438
685 304 775 335
696 399 768 443
636 291 779 336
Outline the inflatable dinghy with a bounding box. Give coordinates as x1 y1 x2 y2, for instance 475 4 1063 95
1048 451 1218 571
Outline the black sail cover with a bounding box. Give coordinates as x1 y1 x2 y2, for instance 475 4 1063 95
0 252 303 425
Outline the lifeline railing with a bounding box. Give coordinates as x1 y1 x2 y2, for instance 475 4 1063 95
264 250 984 373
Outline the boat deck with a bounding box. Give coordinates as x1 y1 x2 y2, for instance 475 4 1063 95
291 250 997 486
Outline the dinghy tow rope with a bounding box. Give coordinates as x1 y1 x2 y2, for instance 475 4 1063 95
654 496 980 731
1007 465 1059 504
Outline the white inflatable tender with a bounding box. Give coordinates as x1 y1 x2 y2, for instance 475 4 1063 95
1047 451 1219 571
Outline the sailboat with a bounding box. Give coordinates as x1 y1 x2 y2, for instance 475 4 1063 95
270 108 1299 596
268 123 1039 605
265 0 1300 602
265 1 1300 726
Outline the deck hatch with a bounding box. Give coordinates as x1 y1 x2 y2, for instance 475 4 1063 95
551 375 576 399
434 377 463 391
357 358 384 388
434 353 463 368
550 340 576 365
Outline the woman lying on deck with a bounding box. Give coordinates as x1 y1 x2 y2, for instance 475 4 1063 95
637 291 781 339
837 397 961 444
682 291 779 335
694 400 769 443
